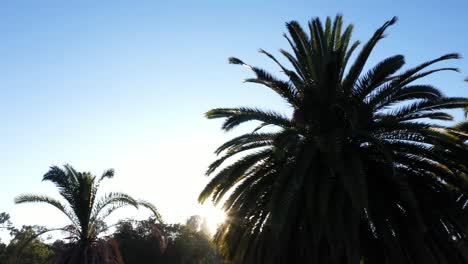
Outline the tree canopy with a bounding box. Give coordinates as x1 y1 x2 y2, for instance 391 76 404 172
0 225 53 264
200 15 468 263
113 216 221 264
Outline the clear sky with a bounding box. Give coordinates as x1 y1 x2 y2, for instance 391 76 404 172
1 0 467 240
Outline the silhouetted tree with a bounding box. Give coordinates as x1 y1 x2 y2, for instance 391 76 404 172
0 212 12 232
113 218 166 264
114 217 221 264
15 164 162 264
200 15 468 263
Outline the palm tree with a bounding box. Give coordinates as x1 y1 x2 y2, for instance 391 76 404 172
15 164 162 264
199 15 468 263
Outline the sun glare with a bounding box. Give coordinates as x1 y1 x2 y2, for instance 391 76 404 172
200 204 226 234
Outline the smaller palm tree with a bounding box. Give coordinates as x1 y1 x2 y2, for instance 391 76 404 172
15 164 162 264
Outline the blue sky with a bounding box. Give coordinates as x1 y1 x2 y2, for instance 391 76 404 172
1 0 467 239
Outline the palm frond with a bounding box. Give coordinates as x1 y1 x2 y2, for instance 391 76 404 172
99 169 115 182
138 200 163 223
342 17 397 94
206 107 291 131
199 149 272 204
15 194 79 226
352 55 405 100
91 192 139 221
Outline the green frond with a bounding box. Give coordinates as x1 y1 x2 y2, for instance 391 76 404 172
42 165 74 193
340 40 360 80
384 85 443 105
395 111 453 122
388 54 460 89
206 107 291 131
330 15 343 48
285 20 312 62
258 49 305 95
208 142 272 175
387 97 468 118
214 132 278 155
279 47 309 83
199 149 272 204
352 55 405 100
15 194 63 207
222 164 275 211
244 67 300 106
324 16 332 46
453 121 468 133
14 194 78 226
388 68 459 94
342 17 397 93
99 168 114 182
91 192 139 221
228 57 247 66
138 200 163 223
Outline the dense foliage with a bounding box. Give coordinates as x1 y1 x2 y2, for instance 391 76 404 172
0 215 221 264
113 216 221 264
200 15 468 263
0 225 53 264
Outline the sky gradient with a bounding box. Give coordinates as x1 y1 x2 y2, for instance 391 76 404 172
1 0 467 240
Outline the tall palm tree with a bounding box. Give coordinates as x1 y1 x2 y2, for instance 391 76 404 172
199 15 468 263
15 164 162 264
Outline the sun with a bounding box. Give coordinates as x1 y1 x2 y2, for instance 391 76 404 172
199 204 226 234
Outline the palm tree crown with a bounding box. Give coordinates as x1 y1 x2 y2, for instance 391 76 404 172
200 15 468 263
15 164 162 264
